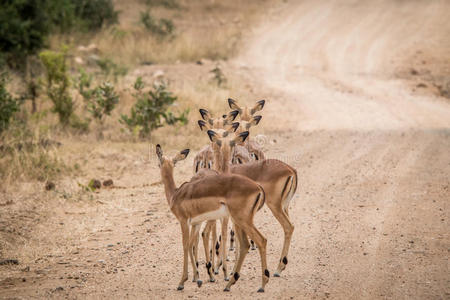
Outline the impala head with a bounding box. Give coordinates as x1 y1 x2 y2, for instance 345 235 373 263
207 130 249 172
156 144 190 172
199 109 239 129
228 98 265 121
235 115 262 137
198 119 240 133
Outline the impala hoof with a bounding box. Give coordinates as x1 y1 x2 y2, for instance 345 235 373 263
273 272 281 277
224 287 230 292
177 285 184 291
214 270 219 275
257 288 265 293
229 247 234 251
209 278 215 283
197 280 203 288
224 277 230 282
251 246 257 250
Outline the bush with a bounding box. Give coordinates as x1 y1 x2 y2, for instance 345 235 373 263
96 58 127 82
120 77 188 137
0 0 118 69
39 49 74 126
0 72 23 133
72 0 118 31
140 11 175 38
76 69 119 124
0 0 50 67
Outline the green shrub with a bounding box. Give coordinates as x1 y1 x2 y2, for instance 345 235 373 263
72 0 118 31
96 58 127 82
0 0 50 68
140 11 175 38
76 69 119 124
0 72 23 133
120 77 188 137
0 0 118 69
39 49 74 126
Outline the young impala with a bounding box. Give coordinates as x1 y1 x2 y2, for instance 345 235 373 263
156 144 270 292
206 128 298 277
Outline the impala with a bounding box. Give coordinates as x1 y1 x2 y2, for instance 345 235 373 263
206 129 298 277
156 143 270 292
228 98 266 160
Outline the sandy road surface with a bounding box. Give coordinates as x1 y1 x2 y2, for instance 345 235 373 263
1 0 450 299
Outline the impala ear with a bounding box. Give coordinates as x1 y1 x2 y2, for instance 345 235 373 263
198 120 209 131
234 131 249 145
230 122 240 132
228 98 241 112
229 110 240 121
250 100 265 115
199 108 211 121
250 115 262 126
207 130 222 146
173 149 190 164
156 144 163 161
223 110 239 125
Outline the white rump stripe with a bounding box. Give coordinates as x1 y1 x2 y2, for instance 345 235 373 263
190 205 228 225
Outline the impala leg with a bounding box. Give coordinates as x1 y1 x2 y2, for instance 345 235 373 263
202 221 215 282
211 221 217 275
178 221 190 290
229 225 235 251
215 217 229 280
189 224 202 287
194 227 199 275
268 204 294 277
243 224 269 293
250 239 256 250
224 225 249 291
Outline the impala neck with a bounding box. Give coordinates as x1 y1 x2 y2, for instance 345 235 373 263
161 165 176 205
213 145 231 174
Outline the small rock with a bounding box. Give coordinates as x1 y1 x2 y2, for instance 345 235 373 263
55 286 64 292
410 68 418 75
45 181 55 191
74 56 84 65
153 70 165 78
416 83 427 88
103 179 114 187
196 60 204 65
21 266 30 272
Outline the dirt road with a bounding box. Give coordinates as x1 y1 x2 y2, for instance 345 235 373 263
1 0 449 299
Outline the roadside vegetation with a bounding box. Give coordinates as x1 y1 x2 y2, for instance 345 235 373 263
0 0 270 190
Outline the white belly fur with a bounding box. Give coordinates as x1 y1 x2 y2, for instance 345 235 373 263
190 205 228 225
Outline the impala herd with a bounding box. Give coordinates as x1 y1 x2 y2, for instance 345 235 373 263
156 98 298 292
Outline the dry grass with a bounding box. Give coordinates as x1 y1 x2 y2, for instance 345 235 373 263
50 0 269 68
